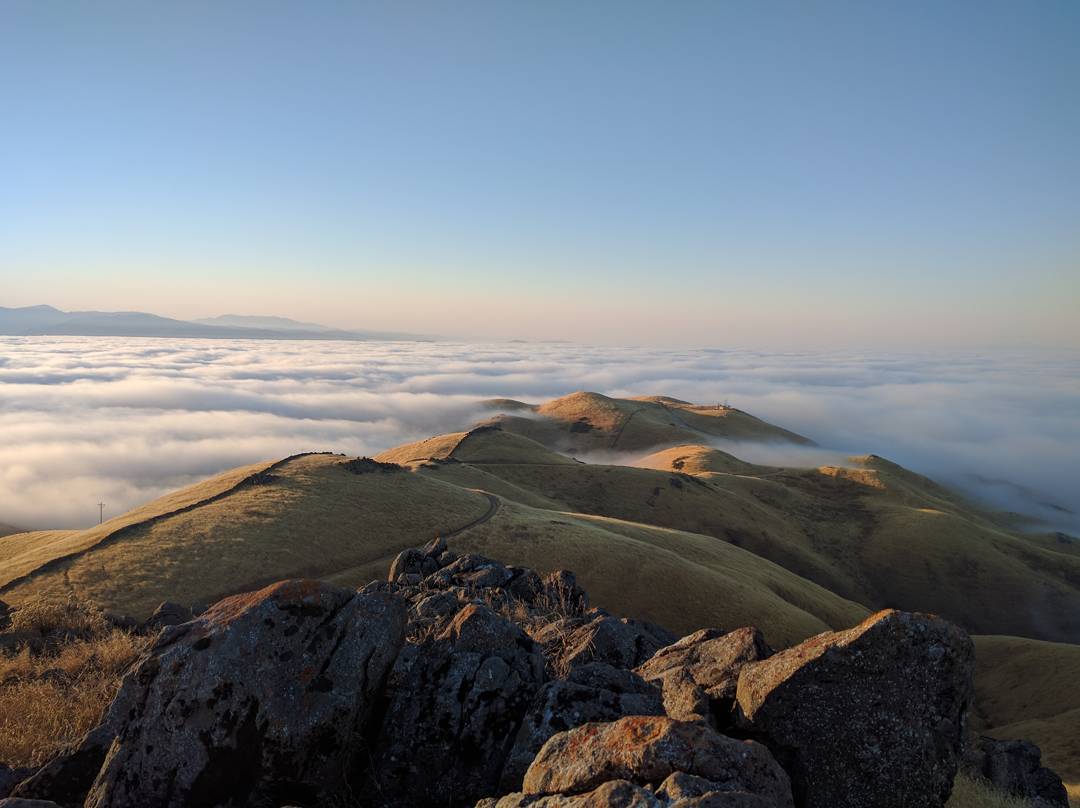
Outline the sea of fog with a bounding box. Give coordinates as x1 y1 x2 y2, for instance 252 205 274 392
1 336 1077 533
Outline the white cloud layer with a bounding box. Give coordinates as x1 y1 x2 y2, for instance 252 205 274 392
1 337 1077 533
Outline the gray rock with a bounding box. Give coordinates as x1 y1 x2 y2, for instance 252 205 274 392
521 716 793 807
411 590 462 620
80 580 407 808
535 615 676 675
501 664 663 790
736 609 974 808
427 553 514 590
636 627 771 728
0 799 64 808
963 736 1068 807
387 547 426 581
366 602 546 806
143 600 192 631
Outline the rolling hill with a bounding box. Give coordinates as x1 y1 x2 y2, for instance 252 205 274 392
479 391 813 453
3 392 1077 796
380 427 1080 643
0 451 867 647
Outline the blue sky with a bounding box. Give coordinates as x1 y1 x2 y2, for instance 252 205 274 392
2 1 1078 345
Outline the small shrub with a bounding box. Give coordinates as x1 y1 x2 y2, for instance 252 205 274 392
8 595 109 639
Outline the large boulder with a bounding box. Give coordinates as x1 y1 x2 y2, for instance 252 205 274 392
735 609 974 808
74 580 406 808
501 663 664 790
365 602 547 806
635 628 771 728
521 716 793 807
962 736 1069 807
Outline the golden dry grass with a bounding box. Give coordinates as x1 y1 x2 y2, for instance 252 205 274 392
0 460 276 590
634 444 770 476
2 455 491 618
374 431 469 464
484 391 812 454
0 598 146 767
946 773 1035 808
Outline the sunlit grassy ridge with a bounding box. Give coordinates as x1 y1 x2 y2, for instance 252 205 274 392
479 391 813 454
1 454 492 617
2 393 1078 795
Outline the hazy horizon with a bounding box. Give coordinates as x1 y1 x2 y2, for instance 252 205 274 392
3 2 1079 348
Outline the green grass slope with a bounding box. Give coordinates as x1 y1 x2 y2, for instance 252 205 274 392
2 445 866 646
400 435 1080 642
971 635 1080 804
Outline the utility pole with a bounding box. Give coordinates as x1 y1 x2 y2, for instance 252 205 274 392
98 502 105 524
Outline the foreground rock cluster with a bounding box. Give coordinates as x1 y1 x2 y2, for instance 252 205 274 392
0 539 1067 808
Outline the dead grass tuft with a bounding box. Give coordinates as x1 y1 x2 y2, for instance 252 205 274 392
946 773 1034 808
8 595 109 638
0 625 146 767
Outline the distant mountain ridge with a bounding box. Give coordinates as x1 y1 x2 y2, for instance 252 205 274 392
0 305 427 341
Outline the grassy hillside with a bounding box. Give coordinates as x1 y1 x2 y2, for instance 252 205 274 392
0 523 24 538
6 393 1075 800
1 455 493 617
972 635 1080 804
443 498 868 647
0 459 279 591
391 433 1080 642
3 446 866 646
481 391 812 454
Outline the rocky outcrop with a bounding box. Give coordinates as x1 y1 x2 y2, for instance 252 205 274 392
364 603 546 806
635 628 771 729
532 615 676 675
10 542 1022 808
962 736 1069 807
736 609 974 808
80 580 406 808
506 716 793 807
501 663 664 790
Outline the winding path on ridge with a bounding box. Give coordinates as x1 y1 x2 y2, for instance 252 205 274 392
442 492 501 539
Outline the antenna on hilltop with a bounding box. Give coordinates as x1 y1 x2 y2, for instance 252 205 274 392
98 502 105 524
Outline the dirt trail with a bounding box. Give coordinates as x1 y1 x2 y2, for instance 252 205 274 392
443 492 500 538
